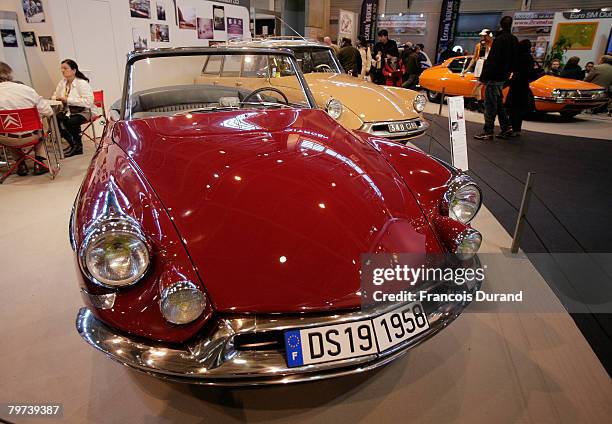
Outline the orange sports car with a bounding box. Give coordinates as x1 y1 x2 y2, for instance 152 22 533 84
419 56 608 118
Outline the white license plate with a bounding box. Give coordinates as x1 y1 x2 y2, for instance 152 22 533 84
284 302 429 367
388 121 418 133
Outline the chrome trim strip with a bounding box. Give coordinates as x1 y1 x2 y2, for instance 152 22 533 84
361 118 429 140
80 288 116 310
76 262 482 386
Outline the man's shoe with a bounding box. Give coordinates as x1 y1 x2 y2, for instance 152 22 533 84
474 133 494 140
33 157 49 176
497 128 514 139
65 147 83 157
17 162 29 176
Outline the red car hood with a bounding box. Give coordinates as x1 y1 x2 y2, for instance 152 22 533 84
114 109 442 313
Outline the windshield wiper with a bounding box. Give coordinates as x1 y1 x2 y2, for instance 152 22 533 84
240 101 292 109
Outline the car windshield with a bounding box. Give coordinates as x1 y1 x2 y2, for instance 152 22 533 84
125 51 312 120
292 47 342 74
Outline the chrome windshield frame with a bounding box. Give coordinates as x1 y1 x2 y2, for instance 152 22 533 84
120 47 318 120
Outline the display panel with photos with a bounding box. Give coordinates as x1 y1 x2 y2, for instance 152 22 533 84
132 27 148 51
227 18 243 40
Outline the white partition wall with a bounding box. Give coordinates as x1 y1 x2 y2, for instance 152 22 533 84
0 10 32 85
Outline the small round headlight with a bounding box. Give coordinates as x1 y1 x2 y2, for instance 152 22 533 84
455 228 482 260
160 281 207 324
326 98 343 119
443 175 482 224
413 94 427 113
80 217 150 288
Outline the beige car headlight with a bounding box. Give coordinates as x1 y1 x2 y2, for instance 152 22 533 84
413 94 427 113
80 217 150 288
325 98 343 119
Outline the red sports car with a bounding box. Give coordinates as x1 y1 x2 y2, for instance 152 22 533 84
72 47 484 385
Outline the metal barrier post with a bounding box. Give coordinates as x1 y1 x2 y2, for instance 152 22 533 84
438 88 445 116
511 172 536 253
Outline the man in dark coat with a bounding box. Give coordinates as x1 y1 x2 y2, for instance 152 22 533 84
475 16 518 140
337 37 362 76
560 56 585 80
505 39 536 136
372 29 399 84
401 42 421 90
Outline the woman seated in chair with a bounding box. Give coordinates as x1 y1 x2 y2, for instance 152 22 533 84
0 62 53 176
53 59 94 157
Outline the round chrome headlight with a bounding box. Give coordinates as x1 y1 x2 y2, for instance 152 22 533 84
160 281 207 324
443 175 482 224
455 228 482 260
413 94 427 113
80 217 150 288
326 98 343 119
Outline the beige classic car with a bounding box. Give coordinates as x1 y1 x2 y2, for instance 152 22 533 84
197 39 428 143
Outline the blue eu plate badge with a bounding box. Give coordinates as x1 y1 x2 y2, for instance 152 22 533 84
284 330 304 367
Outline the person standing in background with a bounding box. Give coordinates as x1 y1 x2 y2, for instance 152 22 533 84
464 29 493 101
337 38 362 76
401 42 421 90
416 44 432 72
323 36 339 55
584 55 612 115
560 56 585 80
357 36 372 80
372 29 399 85
505 39 536 137
584 61 594 79
474 16 518 141
53 59 94 157
547 58 561 76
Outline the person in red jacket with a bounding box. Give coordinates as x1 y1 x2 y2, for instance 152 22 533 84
382 56 404 87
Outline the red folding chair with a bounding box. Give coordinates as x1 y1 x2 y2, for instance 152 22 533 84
81 90 106 144
0 107 55 183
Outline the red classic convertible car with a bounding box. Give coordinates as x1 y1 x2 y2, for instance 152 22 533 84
71 47 483 385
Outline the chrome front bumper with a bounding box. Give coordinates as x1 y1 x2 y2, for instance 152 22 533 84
76 267 481 386
361 118 429 143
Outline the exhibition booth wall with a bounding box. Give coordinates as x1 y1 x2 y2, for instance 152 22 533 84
0 0 250 109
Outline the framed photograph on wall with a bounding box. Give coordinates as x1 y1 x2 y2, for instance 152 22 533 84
227 18 243 40
129 0 151 19
554 22 599 50
22 31 37 46
38 35 54 52
178 6 196 29
156 1 166 21
213 5 225 31
132 27 148 51
197 18 214 40
1 29 18 47
22 0 45 23
150 23 170 42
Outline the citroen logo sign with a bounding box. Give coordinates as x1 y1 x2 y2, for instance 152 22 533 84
0 113 22 131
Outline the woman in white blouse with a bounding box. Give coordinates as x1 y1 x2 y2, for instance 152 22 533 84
53 59 94 157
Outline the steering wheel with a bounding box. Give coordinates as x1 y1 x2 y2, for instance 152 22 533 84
242 87 289 105
315 64 333 73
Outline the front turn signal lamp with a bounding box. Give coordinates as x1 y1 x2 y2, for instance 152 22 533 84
79 217 150 288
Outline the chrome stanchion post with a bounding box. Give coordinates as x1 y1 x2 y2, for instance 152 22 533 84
438 88 445 116
511 172 536 254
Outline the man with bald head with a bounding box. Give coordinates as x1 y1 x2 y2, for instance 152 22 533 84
323 36 339 54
